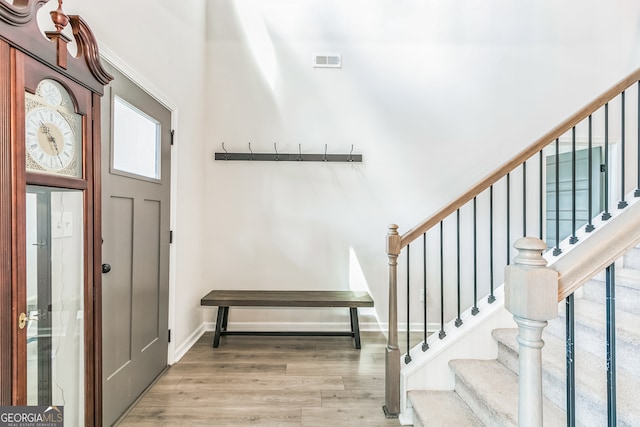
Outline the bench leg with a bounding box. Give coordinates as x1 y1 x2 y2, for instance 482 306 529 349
350 307 362 349
213 306 229 348
221 306 229 331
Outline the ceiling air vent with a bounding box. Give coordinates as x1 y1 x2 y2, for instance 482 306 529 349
314 53 342 68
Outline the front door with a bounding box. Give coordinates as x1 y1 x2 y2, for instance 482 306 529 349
100 63 172 426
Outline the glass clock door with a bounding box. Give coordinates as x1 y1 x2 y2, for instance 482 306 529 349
25 185 84 427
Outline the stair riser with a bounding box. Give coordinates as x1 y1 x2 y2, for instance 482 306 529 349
496 341 518 374
408 391 484 427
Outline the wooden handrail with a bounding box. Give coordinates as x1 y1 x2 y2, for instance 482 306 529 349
399 67 640 250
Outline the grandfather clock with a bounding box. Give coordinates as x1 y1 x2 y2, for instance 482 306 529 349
0 1 112 425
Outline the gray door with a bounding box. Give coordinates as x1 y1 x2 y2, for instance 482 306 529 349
100 63 171 426
546 147 603 248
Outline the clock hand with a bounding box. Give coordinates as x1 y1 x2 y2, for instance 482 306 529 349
41 125 64 167
41 125 60 153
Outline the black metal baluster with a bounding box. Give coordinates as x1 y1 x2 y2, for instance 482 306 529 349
472 197 479 316
586 115 595 232
606 263 617 425
455 210 462 327
619 92 628 209
439 221 446 339
603 103 611 220
636 81 640 198
507 173 511 264
488 185 496 303
554 139 562 255
422 233 429 351
570 127 578 244
539 150 544 239
405 244 411 364
566 294 576 427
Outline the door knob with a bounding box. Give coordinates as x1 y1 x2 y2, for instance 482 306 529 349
102 263 111 274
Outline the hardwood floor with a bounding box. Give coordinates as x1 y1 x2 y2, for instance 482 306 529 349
117 331 412 426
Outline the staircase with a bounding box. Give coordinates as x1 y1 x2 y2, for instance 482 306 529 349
408 246 640 426
383 67 640 423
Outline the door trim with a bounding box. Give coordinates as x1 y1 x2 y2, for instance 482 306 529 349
99 44 178 365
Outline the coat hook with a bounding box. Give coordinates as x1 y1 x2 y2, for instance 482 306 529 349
323 144 328 162
248 142 254 160
298 144 302 161
274 143 279 161
222 142 229 160
348 144 354 162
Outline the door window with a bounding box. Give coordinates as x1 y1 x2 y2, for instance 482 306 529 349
112 96 161 180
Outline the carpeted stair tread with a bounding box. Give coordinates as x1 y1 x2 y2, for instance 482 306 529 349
622 246 640 270
408 390 483 427
493 328 640 427
612 267 640 288
585 267 640 291
582 268 640 313
449 358 565 427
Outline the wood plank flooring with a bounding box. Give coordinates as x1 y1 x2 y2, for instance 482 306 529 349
117 331 412 427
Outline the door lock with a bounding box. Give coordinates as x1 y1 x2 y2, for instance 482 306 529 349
18 311 40 329
18 312 26 329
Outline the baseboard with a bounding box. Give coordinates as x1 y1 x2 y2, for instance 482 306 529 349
173 323 206 363
398 411 413 426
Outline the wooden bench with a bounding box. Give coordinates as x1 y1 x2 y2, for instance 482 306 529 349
200 290 374 349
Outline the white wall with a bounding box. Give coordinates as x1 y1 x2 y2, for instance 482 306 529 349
39 0 208 351
204 0 640 328
37 0 640 352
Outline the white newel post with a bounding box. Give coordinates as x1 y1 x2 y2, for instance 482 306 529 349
505 237 559 427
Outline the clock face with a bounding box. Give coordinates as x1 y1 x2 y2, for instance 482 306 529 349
38 80 63 106
25 79 82 177
25 107 75 171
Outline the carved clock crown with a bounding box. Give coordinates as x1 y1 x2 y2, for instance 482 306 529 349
0 0 113 92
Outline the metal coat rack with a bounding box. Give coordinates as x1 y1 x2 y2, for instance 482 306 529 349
214 143 363 163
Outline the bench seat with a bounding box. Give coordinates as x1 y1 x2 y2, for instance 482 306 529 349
200 290 374 349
